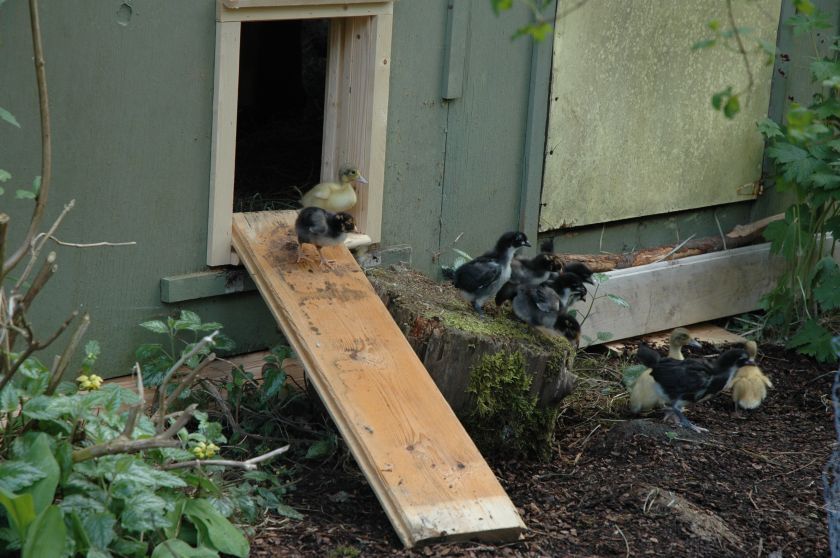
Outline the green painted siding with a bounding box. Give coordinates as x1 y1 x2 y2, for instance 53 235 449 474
1 0 282 377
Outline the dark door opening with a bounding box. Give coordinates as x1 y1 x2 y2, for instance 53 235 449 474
234 19 329 212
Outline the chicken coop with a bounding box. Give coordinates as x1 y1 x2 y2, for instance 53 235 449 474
1 0 838 377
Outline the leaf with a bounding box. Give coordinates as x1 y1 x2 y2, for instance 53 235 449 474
305 438 335 460
810 60 840 82
757 118 783 139
139 320 169 334
183 499 249 558
84 340 101 359
0 106 20 128
793 0 815 15
0 169 10 182
87 549 115 558
606 294 630 308
711 86 732 110
723 95 740 119
767 142 808 164
621 364 648 389
787 320 837 362
691 38 716 50
274 503 304 520
0 462 47 494
31 176 40 194
15 189 36 200
81 511 117 549
262 368 287 400
451 248 473 261
22 505 66 558
595 331 613 342
0 488 36 539
20 433 60 515
120 492 173 532
490 0 513 15
0 384 21 413
151 540 219 558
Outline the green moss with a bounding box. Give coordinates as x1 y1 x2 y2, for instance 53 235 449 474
464 351 560 461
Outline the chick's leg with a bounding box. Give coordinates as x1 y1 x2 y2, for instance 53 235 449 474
296 242 314 264
670 405 708 433
316 247 336 270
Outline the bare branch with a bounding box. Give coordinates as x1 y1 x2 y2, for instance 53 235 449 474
164 353 216 409
0 214 9 279
161 445 290 471
40 236 136 249
3 0 52 277
156 331 219 431
20 251 56 308
45 312 89 395
14 200 74 291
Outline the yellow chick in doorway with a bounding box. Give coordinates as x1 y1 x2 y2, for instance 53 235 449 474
300 165 367 212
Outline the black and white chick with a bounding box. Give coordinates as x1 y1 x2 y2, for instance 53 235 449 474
294 207 356 269
636 345 753 433
553 313 581 345
494 253 561 307
511 272 587 327
563 261 595 286
453 231 531 316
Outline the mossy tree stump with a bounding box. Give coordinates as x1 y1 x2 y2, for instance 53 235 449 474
367 266 576 457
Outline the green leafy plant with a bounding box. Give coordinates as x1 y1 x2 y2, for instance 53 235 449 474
569 273 630 345
757 4 840 362
489 0 555 41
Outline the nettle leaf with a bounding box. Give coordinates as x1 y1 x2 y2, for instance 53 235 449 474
0 169 10 182
59 494 107 515
82 511 117 550
595 331 613 342
490 0 514 15
0 106 20 128
120 492 173 532
763 220 796 258
15 189 36 200
621 364 648 389
274 503 304 520
262 368 287 400
0 384 20 413
0 461 47 494
757 118 783 139
139 320 169 334
305 437 336 460
811 59 840 82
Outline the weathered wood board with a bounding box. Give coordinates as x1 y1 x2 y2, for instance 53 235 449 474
231 211 525 548
573 242 793 346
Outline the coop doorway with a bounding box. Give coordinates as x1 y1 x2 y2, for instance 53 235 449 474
207 1 393 266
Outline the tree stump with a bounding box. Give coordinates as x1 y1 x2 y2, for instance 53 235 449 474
368 267 575 416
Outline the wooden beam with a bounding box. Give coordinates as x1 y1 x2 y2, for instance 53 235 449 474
441 0 469 100
231 210 525 548
160 270 256 303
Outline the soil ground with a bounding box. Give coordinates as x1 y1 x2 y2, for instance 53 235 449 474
252 342 837 557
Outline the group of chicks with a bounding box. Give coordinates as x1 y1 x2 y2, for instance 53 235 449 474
294 165 367 268
629 328 773 432
449 231 594 345
293 175 773 435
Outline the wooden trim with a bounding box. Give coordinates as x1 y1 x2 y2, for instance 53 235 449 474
207 21 241 266
208 4 391 264
519 0 556 241
441 0 469 100
224 0 388 8
218 2 392 22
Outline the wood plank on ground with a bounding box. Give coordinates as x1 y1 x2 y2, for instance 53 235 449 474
231 210 524 548
604 323 747 354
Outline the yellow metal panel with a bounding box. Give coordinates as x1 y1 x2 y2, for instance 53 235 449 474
540 0 781 231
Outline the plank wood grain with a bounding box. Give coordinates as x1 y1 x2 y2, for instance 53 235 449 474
232 211 525 548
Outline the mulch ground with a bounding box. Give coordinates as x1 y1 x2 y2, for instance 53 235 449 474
252 342 838 557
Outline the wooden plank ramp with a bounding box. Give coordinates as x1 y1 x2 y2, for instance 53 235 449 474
231 211 525 548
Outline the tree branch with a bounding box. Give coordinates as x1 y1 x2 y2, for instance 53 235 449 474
45 312 89 395
156 331 219 432
726 0 754 96
3 0 52 278
161 444 290 471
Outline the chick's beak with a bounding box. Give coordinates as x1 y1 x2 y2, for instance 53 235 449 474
688 339 702 349
523 240 532 247
745 358 756 366
355 175 369 185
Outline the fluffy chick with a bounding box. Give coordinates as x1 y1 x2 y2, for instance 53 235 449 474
730 340 773 410
453 232 530 315
300 165 368 212
295 207 356 269
629 328 702 414
511 272 586 327
495 253 560 306
637 345 752 433
562 261 595 285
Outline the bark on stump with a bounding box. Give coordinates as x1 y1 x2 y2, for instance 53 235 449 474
367 266 577 414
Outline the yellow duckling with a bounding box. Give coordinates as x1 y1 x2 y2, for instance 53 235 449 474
629 327 701 413
730 340 773 410
300 165 367 213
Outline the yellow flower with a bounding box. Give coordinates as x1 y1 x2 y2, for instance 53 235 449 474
192 442 208 459
76 374 103 391
205 443 220 458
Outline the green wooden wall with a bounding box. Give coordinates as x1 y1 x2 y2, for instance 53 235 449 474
0 0 282 378
1 0 836 378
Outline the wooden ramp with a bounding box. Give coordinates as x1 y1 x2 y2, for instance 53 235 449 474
232 211 525 548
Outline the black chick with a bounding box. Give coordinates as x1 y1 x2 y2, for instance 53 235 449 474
295 207 356 269
453 231 531 315
511 272 586 327
553 313 581 345
495 253 560 306
636 345 753 433
563 261 595 285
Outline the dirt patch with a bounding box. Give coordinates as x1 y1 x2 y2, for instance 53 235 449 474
252 342 836 557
